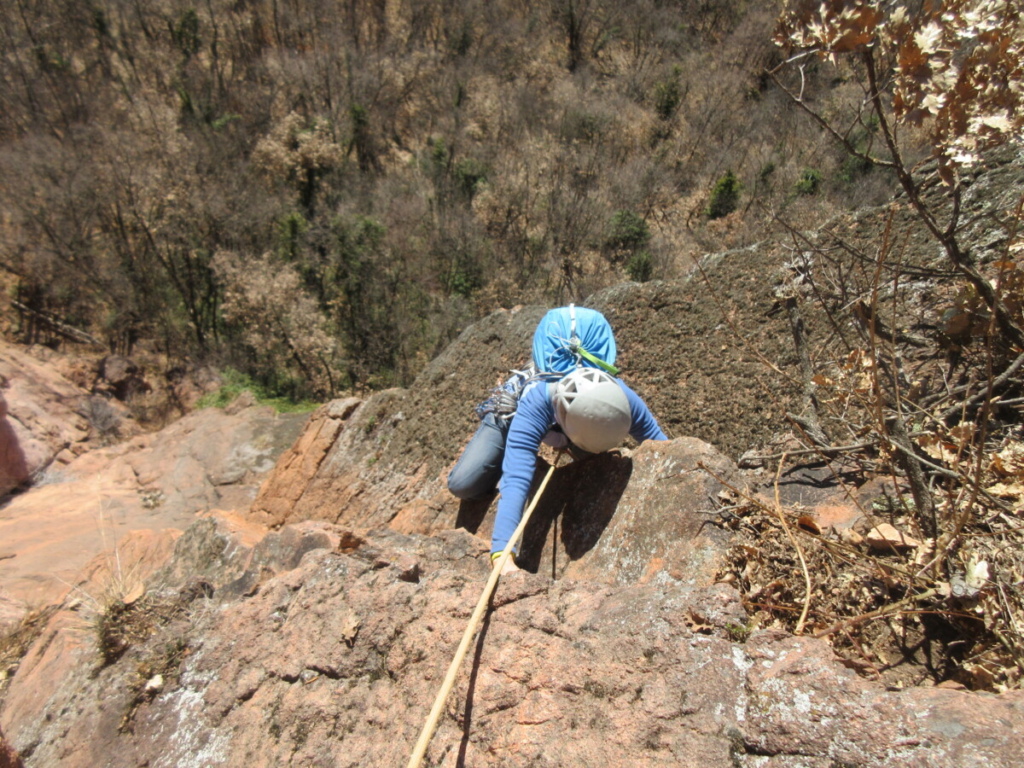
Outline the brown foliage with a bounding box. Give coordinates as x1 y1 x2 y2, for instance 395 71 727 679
0 0 904 395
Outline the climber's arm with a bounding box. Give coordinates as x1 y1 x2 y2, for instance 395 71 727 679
490 385 553 555
620 381 668 442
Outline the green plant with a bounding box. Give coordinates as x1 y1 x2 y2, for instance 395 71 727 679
606 210 651 251
196 368 319 413
653 66 683 120
725 622 752 643
446 262 482 297
626 251 653 282
794 168 822 195
34 45 71 72
454 157 488 200
707 171 742 219
170 9 201 58
276 212 309 262
839 153 873 182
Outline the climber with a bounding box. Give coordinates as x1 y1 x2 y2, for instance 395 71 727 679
447 305 667 574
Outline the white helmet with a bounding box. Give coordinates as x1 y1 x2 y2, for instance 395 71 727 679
552 368 631 454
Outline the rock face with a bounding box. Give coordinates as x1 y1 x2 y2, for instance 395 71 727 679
4 242 1024 764
252 385 740 588
0 383 308 616
3 520 1022 768
0 342 93 496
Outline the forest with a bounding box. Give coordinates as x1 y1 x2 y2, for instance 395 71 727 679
0 0 919 399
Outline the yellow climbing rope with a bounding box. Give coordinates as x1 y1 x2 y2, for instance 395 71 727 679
406 454 563 768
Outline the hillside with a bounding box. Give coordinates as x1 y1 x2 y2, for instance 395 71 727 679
2 143 1024 765
3 2 1024 765
0 0 892 400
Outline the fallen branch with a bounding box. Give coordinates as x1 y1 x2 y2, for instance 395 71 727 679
12 300 104 346
813 588 938 639
938 349 1024 423
774 453 813 635
739 440 877 467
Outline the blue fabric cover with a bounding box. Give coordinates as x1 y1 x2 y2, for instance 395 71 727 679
532 306 617 374
490 378 666 555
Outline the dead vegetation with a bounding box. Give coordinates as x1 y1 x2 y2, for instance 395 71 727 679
709 177 1024 690
710 183 1024 691
716 460 1024 691
92 575 212 665
91 579 212 731
0 607 58 699
704 0 1024 693
0 0 887 400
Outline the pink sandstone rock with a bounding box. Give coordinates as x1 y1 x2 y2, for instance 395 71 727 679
0 392 307 613
3 524 1021 768
249 393 742 590
3 297 1024 768
0 343 92 495
250 398 362 527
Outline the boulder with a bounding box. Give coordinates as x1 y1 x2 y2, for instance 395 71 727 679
0 342 92 495
93 355 150 402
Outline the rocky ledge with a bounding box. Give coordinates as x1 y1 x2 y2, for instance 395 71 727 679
2 516 1021 767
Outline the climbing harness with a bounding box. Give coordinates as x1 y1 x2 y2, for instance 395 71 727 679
474 363 552 421
406 453 564 768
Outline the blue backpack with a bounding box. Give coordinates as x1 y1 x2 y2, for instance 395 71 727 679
476 304 618 421
532 304 618 375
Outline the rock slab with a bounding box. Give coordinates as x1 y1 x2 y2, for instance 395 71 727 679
3 523 1021 768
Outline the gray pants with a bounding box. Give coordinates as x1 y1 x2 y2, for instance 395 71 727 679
447 413 510 500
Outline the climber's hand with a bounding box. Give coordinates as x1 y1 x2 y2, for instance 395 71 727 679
492 553 520 575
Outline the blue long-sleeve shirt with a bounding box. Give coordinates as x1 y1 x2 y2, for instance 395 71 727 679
491 378 667 554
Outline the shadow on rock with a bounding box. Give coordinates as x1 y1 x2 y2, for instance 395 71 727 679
517 453 631 576
0 416 29 501
454 491 497 535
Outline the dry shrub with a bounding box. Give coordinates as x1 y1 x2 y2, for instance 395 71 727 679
718 478 1024 690
212 250 341 398
738 2 1024 690
0 606 59 699
714 191 1024 691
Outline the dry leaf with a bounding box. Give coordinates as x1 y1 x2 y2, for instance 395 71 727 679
948 423 976 445
916 433 959 464
913 538 936 567
685 609 714 634
840 528 864 546
985 481 1024 499
340 611 361 648
866 523 920 551
991 442 1024 477
966 558 989 592
122 582 146 605
797 515 821 534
